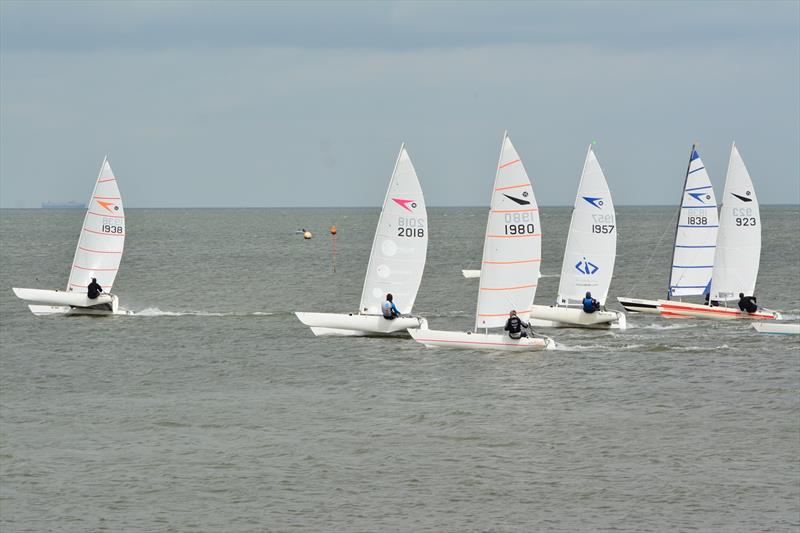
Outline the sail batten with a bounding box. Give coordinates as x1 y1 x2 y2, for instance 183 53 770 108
475 133 542 330
556 146 617 306
66 158 125 294
359 146 428 315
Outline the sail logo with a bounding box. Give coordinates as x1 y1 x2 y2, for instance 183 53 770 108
503 194 530 206
688 192 712 203
732 192 753 202
582 196 604 209
96 200 120 213
392 198 417 212
575 257 599 275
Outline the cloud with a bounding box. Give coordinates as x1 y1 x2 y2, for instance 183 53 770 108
1 0 798 53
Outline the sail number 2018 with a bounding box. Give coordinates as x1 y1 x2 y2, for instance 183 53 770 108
397 217 425 237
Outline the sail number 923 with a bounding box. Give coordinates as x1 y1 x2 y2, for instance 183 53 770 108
397 217 426 238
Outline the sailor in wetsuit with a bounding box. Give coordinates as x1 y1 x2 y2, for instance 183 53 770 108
87 278 103 300
582 291 600 314
382 293 401 320
504 310 529 339
738 292 758 314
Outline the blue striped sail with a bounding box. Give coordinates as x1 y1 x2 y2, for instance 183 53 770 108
668 146 719 298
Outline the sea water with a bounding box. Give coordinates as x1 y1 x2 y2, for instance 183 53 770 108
1 206 798 531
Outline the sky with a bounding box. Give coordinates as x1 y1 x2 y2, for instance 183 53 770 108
1 0 798 208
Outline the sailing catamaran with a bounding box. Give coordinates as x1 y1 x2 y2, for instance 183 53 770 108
652 143 780 320
295 145 429 336
618 144 779 320
410 132 554 350
530 145 626 328
13 157 128 316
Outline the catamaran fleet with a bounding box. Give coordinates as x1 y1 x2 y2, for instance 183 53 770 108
12 139 791 343
618 144 781 321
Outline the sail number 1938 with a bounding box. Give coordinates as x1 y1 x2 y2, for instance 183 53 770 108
397 217 425 237
101 217 123 234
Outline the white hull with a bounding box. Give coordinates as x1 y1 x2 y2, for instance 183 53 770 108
753 322 800 335
462 269 481 278
13 288 123 316
294 312 425 337
656 300 781 321
617 297 662 315
409 327 554 351
529 305 626 329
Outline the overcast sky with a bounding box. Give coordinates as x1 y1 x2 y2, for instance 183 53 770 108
1 0 798 208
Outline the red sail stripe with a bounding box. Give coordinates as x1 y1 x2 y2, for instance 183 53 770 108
78 246 122 254
480 284 537 291
88 211 125 218
498 159 521 169
494 183 529 191
72 265 119 271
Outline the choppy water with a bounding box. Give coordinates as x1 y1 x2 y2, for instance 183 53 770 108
1 206 798 532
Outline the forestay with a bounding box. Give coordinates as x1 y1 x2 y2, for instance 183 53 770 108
359 145 428 315
475 133 541 330
710 143 760 301
66 158 125 294
557 145 616 306
668 146 718 298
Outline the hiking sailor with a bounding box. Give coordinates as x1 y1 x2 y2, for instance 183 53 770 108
582 291 600 314
381 293 401 320
504 310 529 339
738 293 758 314
87 278 103 300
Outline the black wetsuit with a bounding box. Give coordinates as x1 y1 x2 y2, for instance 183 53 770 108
738 295 758 314
504 316 528 339
87 281 103 300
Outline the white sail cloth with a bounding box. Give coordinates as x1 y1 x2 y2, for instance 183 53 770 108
67 158 125 294
710 143 761 301
359 145 428 315
669 146 719 297
556 146 616 306
475 133 542 330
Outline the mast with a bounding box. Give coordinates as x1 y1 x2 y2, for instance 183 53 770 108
667 144 696 300
474 131 508 332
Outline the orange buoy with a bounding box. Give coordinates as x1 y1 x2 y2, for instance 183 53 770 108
303 231 312 239
329 226 337 235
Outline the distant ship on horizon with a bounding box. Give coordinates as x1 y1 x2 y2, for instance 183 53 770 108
41 201 86 209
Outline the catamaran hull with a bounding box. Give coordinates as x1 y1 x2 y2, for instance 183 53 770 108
617 297 662 315
12 288 124 316
408 327 554 351
656 300 781 320
752 322 799 335
294 312 425 337
529 305 626 329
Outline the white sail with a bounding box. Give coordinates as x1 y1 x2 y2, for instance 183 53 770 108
475 133 541 330
359 145 428 315
668 146 718 298
66 158 125 294
710 143 760 301
556 145 616 306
